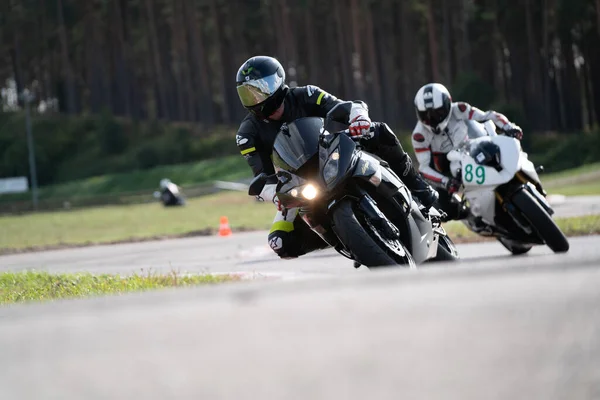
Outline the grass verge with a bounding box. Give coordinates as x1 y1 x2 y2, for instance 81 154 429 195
0 189 598 254
443 214 600 243
0 191 274 253
0 270 240 305
542 162 600 196
0 155 250 203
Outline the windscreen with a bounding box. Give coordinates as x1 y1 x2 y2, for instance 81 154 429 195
272 117 323 173
465 120 490 139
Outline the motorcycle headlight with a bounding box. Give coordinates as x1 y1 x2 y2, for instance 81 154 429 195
323 148 340 184
290 184 319 200
301 184 318 200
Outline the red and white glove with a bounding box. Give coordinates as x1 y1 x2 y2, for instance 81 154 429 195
348 103 372 137
257 183 285 211
273 196 284 211
503 124 523 140
445 177 461 195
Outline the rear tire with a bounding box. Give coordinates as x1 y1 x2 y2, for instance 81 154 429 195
331 200 415 268
511 189 569 253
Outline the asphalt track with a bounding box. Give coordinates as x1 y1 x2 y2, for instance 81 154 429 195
1 233 600 399
547 195 600 218
0 195 599 399
0 194 597 278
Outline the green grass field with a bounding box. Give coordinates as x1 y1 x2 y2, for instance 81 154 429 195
543 162 600 195
0 155 250 202
0 191 274 252
0 270 239 304
1 147 596 210
1 189 598 253
1 160 598 253
443 215 600 242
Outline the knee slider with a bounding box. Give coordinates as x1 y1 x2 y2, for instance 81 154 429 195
268 231 303 259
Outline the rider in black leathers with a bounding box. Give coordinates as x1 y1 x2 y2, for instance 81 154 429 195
236 56 439 259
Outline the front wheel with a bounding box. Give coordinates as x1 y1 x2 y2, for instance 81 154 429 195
331 200 415 268
510 189 569 253
430 234 460 262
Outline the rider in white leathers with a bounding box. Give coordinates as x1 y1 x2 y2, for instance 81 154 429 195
411 83 523 220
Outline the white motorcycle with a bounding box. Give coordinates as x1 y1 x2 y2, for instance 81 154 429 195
446 120 569 255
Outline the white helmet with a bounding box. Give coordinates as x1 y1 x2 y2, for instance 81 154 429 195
159 179 171 190
414 83 453 133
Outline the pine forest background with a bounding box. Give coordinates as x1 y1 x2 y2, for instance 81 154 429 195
1 0 600 189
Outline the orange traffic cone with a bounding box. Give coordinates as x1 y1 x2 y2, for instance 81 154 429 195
218 216 232 237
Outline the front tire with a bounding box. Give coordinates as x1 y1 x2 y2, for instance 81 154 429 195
511 189 569 253
331 200 415 268
430 234 460 262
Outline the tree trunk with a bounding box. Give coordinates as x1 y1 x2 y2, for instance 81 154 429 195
542 0 553 129
35 0 50 103
144 0 169 119
592 0 600 122
209 0 231 123
580 59 593 129
491 0 506 102
524 0 544 128
371 0 396 124
560 36 582 130
398 0 418 126
56 0 77 114
363 1 382 119
597 0 600 36
314 2 343 93
350 0 365 99
426 0 440 82
185 2 215 124
457 0 472 72
112 0 132 117
155 8 177 120
6 0 23 106
175 0 194 121
279 1 298 86
9 40 24 107
442 0 454 82
583 62 597 128
333 1 353 98
303 0 319 85
169 0 186 121
85 2 106 113
270 2 287 64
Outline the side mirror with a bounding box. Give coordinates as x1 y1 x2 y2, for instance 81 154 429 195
324 101 352 129
248 173 269 196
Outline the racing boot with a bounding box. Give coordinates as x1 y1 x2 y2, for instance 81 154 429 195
366 122 439 209
377 144 439 209
403 166 439 210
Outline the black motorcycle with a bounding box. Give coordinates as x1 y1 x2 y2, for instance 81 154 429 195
249 103 459 268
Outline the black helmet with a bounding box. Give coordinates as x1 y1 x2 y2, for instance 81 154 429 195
236 56 287 120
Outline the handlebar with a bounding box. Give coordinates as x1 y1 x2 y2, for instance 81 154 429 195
333 126 375 141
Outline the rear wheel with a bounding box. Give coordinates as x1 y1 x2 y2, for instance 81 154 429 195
510 189 569 253
331 200 415 268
